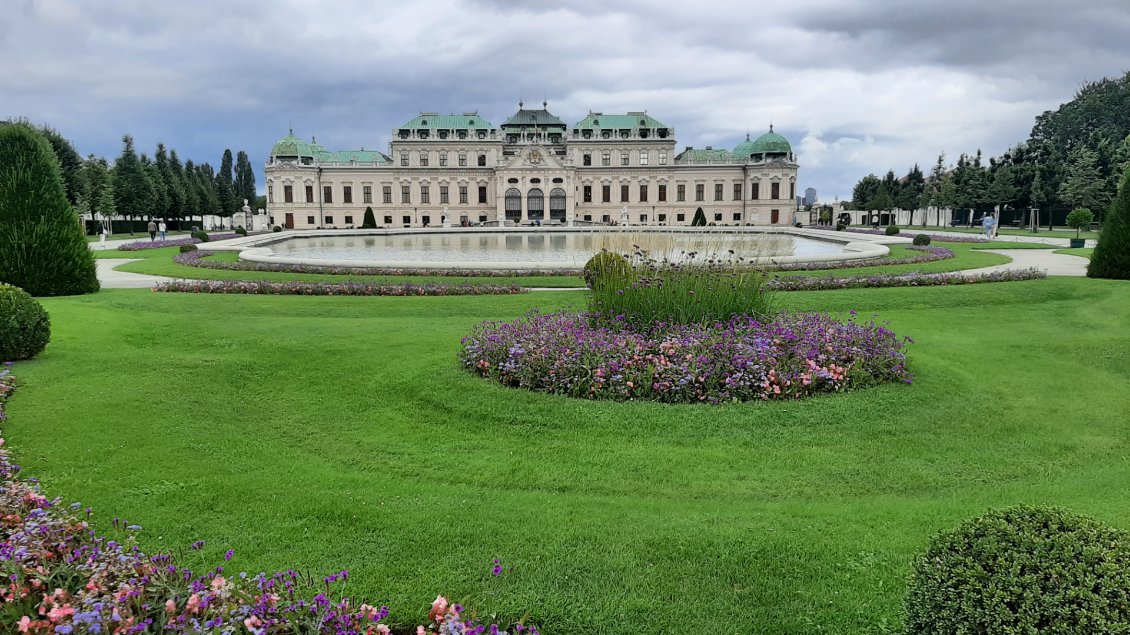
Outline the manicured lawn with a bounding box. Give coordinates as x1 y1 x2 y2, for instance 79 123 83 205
931 226 1102 240
84 230 194 243
1055 247 1095 259
7 278 1130 633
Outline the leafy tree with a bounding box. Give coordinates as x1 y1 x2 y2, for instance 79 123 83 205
1065 208 1094 238
37 125 84 208
1059 146 1112 221
899 164 925 225
77 155 115 228
112 135 154 231
851 173 881 216
0 122 99 296
989 165 1018 217
1088 166 1130 279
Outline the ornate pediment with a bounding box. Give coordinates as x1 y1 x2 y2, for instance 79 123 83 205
499 145 567 171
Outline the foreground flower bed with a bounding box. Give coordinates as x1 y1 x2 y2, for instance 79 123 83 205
460 311 912 403
767 267 1046 291
154 280 528 296
118 234 242 251
174 251 579 277
0 365 537 634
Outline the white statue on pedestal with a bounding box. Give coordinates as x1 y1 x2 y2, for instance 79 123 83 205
441 206 451 228
620 205 630 226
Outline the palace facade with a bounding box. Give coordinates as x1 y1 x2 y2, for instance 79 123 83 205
264 103 798 229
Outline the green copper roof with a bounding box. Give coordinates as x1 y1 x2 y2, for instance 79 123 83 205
502 107 566 128
573 113 668 130
733 133 758 157
748 126 792 154
398 114 494 130
675 148 733 163
271 134 314 158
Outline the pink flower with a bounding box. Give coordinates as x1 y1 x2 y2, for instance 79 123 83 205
165 599 177 614
17 616 31 633
211 575 226 590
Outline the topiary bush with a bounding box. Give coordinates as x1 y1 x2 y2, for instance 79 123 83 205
885 224 900 235
912 233 931 246
191 230 209 242
234 226 248 236
179 243 198 253
1089 165 1130 279
835 222 846 231
0 283 51 361
582 251 633 290
273 225 283 233
905 505 1130 634
0 122 99 296
362 206 377 229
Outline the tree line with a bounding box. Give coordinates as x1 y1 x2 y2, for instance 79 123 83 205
849 71 1130 226
25 121 259 231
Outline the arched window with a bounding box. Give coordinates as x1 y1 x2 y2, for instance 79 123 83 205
549 188 566 222
527 188 544 221
505 188 522 221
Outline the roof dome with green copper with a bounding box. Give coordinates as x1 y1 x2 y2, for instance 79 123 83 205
270 131 315 159
733 133 759 157
746 125 792 155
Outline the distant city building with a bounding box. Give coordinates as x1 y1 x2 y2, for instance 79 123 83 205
264 103 799 229
804 187 817 206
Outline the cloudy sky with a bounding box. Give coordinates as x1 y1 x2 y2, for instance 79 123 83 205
3 0 1128 200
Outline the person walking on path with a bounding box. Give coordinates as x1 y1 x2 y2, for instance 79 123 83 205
158 220 167 241
982 213 996 239
147 219 157 241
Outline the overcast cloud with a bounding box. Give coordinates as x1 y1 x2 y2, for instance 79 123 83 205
2 0 1128 200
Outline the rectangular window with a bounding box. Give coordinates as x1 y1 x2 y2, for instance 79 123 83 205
714 184 723 201
601 152 610 166
733 183 742 201
383 215 392 224
419 152 428 167
268 186 274 204
751 182 760 200
602 185 611 203
658 184 667 202
459 153 467 167
714 213 723 221
620 184 629 202
401 185 411 204
790 182 796 200
439 153 448 167
325 216 334 225
402 215 411 225
478 186 487 203
383 186 392 204
771 182 780 199
695 184 704 202
477 154 486 166
583 185 592 203
400 152 408 166
639 151 648 166
345 215 354 224
733 213 741 222
583 153 592 166
658 213 667 222
659 152 667 165
363 185 372 204
323 185 333 204
343 186 352 204
305 185 314 202
639 184 648 202
459 186 468 204
677 184 685 202
639 214 647 222
677 213 685 222
420 185 430 204
621 152 629 166
440 186 449 204
307 215 315 225
284 185 293 203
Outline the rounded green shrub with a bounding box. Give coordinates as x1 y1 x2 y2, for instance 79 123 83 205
582 251 633 289
272 225 283 233
905 505 1130 634
835 223 846 231
912 234 931 246
191 230 209 243
179 244 198 253
0 122 99 296
0 283 51 361
234 226 248 236
885 224 900 236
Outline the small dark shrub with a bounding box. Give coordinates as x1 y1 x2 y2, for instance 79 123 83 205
912 234 931 246
191 230 209 242
272 226 283 233
885 224 900 235
234 226 248 236
835 223 846 231
0 283 51 361
582 251 632 289
794 221 802 228
179 244 198 253
362 206 377 229
905 505 1130 634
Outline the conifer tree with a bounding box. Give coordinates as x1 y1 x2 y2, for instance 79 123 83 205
1088 165 1130 279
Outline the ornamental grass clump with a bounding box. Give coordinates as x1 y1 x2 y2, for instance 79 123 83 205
460 310 912 403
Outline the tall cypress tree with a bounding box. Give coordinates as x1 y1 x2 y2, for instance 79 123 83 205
141 155 167 222
0 122 99 296
216 149 237 222
78 155 114 227
1088 165 1130 279
234 150 257 207
38 125 84 208
181 158 200 225
112 135 154 230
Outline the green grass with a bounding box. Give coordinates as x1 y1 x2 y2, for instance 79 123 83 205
931 226 1101 240
1055 247 1095 259
84 230 195 243
8 278 1130 633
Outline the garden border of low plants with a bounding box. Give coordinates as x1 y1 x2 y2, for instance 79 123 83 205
153 279 529 296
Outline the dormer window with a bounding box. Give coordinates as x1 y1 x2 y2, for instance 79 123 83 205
458 131 467 139
592 119 599 126
439 130 448 139
421 119 428 125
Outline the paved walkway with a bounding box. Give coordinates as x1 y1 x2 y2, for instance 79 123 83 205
964 249 1089 277
920 229 1096 248
96 259 179 289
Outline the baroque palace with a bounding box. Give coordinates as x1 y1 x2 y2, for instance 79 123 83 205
264 103 798 229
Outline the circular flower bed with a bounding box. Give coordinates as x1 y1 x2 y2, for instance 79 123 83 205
459 311 912 403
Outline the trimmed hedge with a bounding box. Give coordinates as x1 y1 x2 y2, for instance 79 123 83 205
0 283 50 361
885 224 900 235
905 505 1130 634
0 123 99 296
191 230 209 242
912 233 931 246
